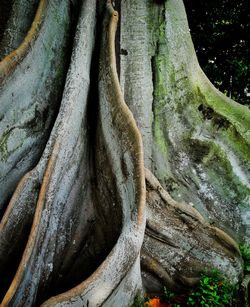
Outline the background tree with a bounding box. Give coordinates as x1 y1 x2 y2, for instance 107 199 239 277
0 0 249 306
184 0 250 105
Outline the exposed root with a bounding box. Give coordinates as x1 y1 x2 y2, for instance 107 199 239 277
0 168 40 275
141 251 183 291
145 167 240 255
0 169 35 230
145 168 206 224
211 226 241 256
146 220 178 248
142 168 242 292
42 1 146 306
142 251 200 292
2 142 60 306
0 0 96 304
106 0 145 225
0 0 71 210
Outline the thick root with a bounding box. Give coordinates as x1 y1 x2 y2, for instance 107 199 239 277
43 2 146 306
0 0 71 210
142 168 242 293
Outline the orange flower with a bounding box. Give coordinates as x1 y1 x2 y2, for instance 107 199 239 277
145 297 171 307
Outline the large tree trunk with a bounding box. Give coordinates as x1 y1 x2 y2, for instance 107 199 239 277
0 0 249 306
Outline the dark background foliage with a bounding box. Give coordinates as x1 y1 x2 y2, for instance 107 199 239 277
184 0 250 106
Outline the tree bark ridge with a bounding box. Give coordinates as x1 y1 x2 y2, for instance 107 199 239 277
0 0 46 83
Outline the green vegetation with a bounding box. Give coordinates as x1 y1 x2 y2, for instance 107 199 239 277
131 271 238 306
184 0 250 105
130 295 150 307
240 244 250 274
182 273 237 306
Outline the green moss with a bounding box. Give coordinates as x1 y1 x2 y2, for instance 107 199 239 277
153 120 168 155
225 127 250 162
0 130 10 160
197 86 250 146
195 87 250 164
146 2 250 218
202 142 228 167
199 140 250 208
149 5 172 156
0 128 28 162
152 56 169 105
151 60 171 155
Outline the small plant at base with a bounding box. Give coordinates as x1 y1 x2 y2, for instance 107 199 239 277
131 295 150 307
163 287 175 301
163 287 182 306
187 271 236 306
163 270 237 306
132 271 237 306
240 244 250 274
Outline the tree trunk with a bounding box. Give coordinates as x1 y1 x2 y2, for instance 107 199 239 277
0 0 249 306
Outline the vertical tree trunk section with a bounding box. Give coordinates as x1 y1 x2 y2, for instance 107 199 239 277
0 0 71 212
119 0 250 243
42 2 146 306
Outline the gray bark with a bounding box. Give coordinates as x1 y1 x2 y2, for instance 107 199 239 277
0 0 249 306
0 0 71 211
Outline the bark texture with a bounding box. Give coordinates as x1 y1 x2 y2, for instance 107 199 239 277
0 0 39 59
0 0 249 306
0 0 71 211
